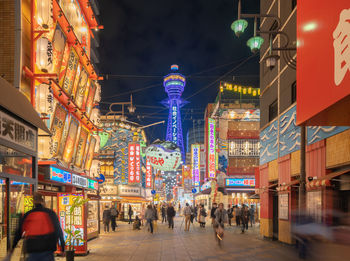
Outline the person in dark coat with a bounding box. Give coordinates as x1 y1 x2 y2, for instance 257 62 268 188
103 205 111 232
161 205 167 223
227 204 233 226
211 203 218 225
167 203 176 229
110 206 119 231
128 205 133 224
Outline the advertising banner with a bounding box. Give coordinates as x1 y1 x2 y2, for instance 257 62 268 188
128 143 136 183
62 118 79 164
135 144 141 183
208 118 216 178
51 24 66 74
191 144 200 186
50 104 67 157
57 194 86 253
72 174 88 188
225 178 255 187
85 82 96 117
74 127 88 168
74 67 89 108
58 42 70 86
85 136 96 171
297 0 350 125
71 63 81 100
50 166 72 184
62 48 79 95
146 161 152 188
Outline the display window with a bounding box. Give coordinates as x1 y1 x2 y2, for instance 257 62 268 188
87 200 98 239
0 145 33 178
123 203 141 219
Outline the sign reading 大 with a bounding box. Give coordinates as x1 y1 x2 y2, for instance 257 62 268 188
208 118 216 178
50 166 72 184
72 174 88 188
225 178 255 187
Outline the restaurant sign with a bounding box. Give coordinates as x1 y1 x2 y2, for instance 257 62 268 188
50 166 72 184
225 178 255 187
72 174 88 188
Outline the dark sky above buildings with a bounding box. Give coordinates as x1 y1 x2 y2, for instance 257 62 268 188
98 0 260 142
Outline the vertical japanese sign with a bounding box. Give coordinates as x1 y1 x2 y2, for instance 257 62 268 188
50 104 67 157
146 161 152 188
191 144 200 186
172 105 178 144
74 67 88 108
85 81 96 117
62 118 79 164
62 49 79 95
74 127 88 168
128 143 136 183
85 136 96 171
208 118 216 178
135 143 141 183
51 24 66 74
58 194 86 253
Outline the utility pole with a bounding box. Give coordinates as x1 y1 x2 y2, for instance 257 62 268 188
299 126 306 215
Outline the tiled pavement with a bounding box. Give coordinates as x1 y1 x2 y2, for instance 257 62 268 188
56 217 348 261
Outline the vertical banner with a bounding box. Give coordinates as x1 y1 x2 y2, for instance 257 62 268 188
71 63 81 100
208 118 216 178
146 161 152 188
74 67 89 108
172 105 178 144
51 24 66 74
58 113 71 158
135 143 141 183
85 81 96 117
62 49 79 95
128 143 136 183
191 144 200 186
50 104 67 157
74 127 88 168
58 42 70 86
62 118 79 164
85 136 96 171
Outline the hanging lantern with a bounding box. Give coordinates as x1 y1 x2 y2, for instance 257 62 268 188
90 107 100 126
252 90 257 96
36 83 53 115
99 132 110 149
243 88 247 95
36 37 53 73
248 87 252 94
36 0 52 29
231 19 248 37
238 86 242 93
247 36 264 53
258 89 261 95
220 86 223 92
234 85 238 92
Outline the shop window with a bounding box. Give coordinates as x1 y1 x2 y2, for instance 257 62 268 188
0 178 7 257
306 191 322 223
0 145 33 178
291 81 297 104
269 100 278 122
229 139 260 157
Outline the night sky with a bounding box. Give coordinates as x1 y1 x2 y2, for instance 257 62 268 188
97 0 260 143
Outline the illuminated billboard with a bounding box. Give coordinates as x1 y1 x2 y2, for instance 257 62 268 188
191 144 200 186
225 178 255 187
208 118 216 178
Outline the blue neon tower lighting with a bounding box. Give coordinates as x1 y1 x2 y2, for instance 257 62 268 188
162 65 188 161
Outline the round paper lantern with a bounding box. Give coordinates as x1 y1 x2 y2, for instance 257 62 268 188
36 37 53 73
36 0 52 29
35 83 53 115
145 140 182 171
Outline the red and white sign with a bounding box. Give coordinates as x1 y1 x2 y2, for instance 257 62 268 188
146 161 152 188
135 144 141 183
128 144 135 183
297 1 350 125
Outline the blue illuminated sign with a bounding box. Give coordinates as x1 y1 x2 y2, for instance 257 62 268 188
225 178 255 187
50 167 72 184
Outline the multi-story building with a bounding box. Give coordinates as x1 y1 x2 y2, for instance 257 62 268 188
0 0 103 251
259 0 350 245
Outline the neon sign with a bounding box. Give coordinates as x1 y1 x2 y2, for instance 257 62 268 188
128 143 136 183
225 178 255 187
146 161 152 188
50 166 72 184
135 143 141 183
191 144 200 186
208 118 216 178
172 105 178 144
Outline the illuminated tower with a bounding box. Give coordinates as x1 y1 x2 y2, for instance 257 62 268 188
162 65 188 160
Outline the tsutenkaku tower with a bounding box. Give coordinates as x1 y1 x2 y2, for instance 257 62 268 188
162 65 188 161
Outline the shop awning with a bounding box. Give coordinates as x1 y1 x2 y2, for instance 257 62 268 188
120 196 151 203
0 77 50 134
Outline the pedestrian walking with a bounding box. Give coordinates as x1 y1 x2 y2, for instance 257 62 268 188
214 203 228 242
103 205 111 233
11 192 65 260
110 206 119 232
153 205 159 232
128 205 133 224
140 205 146 226
249 205 255 227
161 204 167 223
145 205 155 234
167 203 176 229
235 206 241 226
198 204 207 228
227 204 233 226
240 205 249 233
194 205 198 222
211 203 218 225
183 203 192 231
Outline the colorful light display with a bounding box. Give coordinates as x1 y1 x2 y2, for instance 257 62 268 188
128 143 136 183
191 144 200 186
225 178 255 187
208 118 216 178
162 65 187 159
146 161 152 188
145 141 182 171
135 143 141 183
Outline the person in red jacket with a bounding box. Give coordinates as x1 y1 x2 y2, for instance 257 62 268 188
12 192 65 261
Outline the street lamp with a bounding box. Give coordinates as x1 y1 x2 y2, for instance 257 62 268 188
231 19 248 37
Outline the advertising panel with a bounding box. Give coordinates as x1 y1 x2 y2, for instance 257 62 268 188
84 137 96 171
71 63 81 100
72 174 88 188
146 161 152 188
297 0 350 125
225 178 255 187
279 193 289 220
74 127 88 168
57 194 86 253
88 179 98 190
85 82 96 117
62 118 79 164
208 118 216 178
50 104 67 157
51 24 66 74
135 144 141 183
50 166 72 184
62 49 79 95
74 67 89 108
128 143 136 183
58 42 70 87
191 144 200 186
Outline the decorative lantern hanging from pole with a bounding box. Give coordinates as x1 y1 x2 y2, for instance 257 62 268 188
36 0 52 29
36 37 53 73
35 83 54 116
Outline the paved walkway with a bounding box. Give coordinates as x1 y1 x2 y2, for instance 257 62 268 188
57 217 306 261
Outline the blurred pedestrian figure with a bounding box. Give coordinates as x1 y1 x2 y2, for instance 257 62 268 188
240 205 249 233
133 216 141 230
194 205 198 222
227 204 233 226
161 204 167 223
198 205 207 228
140 205 146 226
153 205 159 232
103 205 111 233
167 203 176 229
128 205 133 224
183 203 192 231
145 205 155 234
211 203 218 225
214 203 228 241
11 192 65 261
110 206 119 232
249 205 255 227
235 206 241 226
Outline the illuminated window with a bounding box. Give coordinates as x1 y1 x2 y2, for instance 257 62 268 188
229 139 260 157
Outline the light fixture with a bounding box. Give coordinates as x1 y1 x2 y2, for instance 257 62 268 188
247 36 264 53
231 19 248 37
36 37 53 73
37 0 51 29
264 54 280 70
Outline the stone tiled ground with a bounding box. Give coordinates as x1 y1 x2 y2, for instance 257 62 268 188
57 217 348 261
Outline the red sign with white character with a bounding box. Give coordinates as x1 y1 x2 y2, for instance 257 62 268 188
135 144 141 183
297 1 350 125
128 144 135 183
146 161 152 188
